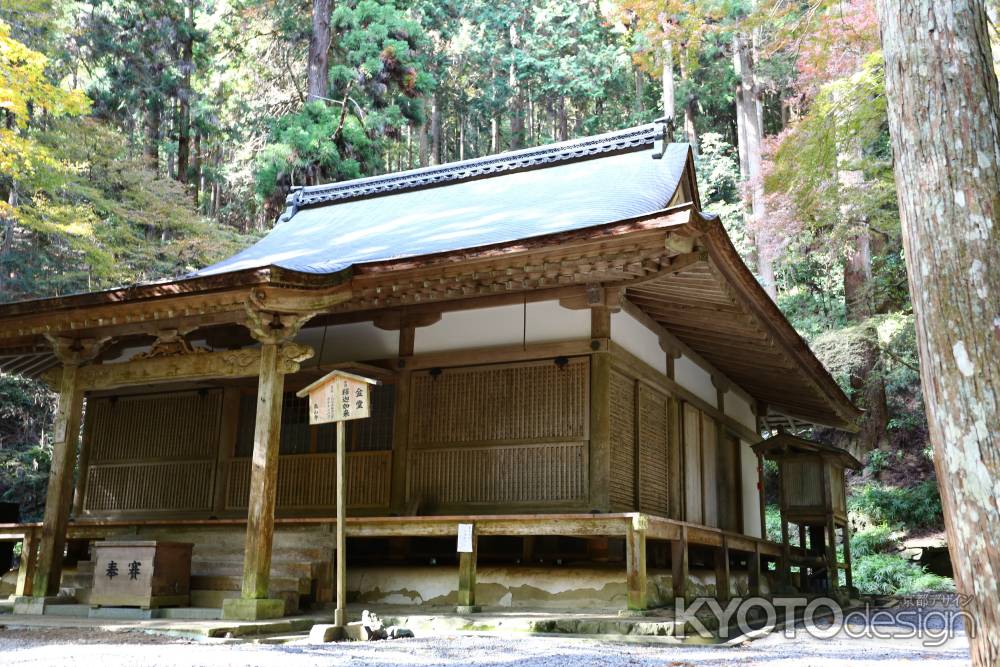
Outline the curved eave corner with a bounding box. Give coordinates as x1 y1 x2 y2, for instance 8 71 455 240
698 211 861 432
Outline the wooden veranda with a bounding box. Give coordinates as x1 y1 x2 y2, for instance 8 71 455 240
1 512 787 612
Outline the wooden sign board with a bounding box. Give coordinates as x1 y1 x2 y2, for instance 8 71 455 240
296 370 380 425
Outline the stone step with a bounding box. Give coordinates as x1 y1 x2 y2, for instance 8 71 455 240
191 574 311 595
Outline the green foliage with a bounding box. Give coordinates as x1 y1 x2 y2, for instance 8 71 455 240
849 481 944 532
764 504 783 543
0 373 55 521
852 553 954 595
850 523 896 558
1 118 248 301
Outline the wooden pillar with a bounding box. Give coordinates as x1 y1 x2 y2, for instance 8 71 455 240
842 523 853 592
625 516 648 611
15 529 37 597
222 313 313 621
33 363 85 598
241 342 283 598
748 542 761 597
777 462 791 591
671 525 689 601
825 516 839 594
589 307 612 511
714 536 731 602
389 325 414 515
457 525 479 612
757 453 766 540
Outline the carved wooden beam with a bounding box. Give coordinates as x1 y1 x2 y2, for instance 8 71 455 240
47 343 314 391
44 335 108 367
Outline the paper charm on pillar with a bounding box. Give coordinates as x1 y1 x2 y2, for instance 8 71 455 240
296 370 380 424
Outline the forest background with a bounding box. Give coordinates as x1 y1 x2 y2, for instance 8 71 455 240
3 0 998 594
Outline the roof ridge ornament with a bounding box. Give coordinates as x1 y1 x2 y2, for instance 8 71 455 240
287 124 662 211
651 117 674 160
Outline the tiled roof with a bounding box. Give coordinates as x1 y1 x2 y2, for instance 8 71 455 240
197 123 689 276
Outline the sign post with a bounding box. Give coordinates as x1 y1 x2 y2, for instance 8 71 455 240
297 370 379 627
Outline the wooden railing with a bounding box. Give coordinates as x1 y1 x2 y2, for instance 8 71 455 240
407 442 587 507
222 451 391 511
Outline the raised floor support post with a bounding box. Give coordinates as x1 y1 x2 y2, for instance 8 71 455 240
748 542 761 597
456 524 479 613
625 515 648 611
714 536 731 602
15 529 38 597
671 525 689 602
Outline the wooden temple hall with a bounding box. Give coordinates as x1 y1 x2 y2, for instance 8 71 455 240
0 122 862 620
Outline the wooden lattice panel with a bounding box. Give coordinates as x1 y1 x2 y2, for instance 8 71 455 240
407 442 587 507
84 461 214 513
409 358 589 446
638 385 669 516
683 403 703 523
87 391 222 463
223 452 390 511
701 412 719 528
609 370 636 509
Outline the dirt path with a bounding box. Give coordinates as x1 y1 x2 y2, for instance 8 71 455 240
0 623 970 666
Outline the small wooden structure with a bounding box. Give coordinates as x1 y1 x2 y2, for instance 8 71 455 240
753 433 862 597
90 541 192 609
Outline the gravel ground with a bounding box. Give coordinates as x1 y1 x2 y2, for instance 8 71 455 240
0 619 970 667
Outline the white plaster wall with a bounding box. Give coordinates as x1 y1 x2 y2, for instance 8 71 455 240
610 310 667 375
525 300 591 343
724 390 757 432
741 443 762 538
414 301 590 354
414 304 525 354
674 355 716 405
296 321 399 364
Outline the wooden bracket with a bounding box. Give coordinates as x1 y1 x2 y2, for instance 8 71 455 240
243 303 314 344
43 335 108 366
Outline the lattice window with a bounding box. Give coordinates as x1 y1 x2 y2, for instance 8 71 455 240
235 384 395 457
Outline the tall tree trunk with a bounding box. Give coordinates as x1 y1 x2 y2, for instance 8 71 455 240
680 62 698 154
838 105 890 457
144 104 160 174
877 2 1000 664
732 38 749 180
557 96 568 141
0 184 17 296
177 0 194 186
191 132 201 207
418 117 429 167
508 23 525 150
430 93 441 165
734 33 777 299
490 116 500 154
661 39 675 125
306 0 332 102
